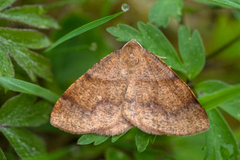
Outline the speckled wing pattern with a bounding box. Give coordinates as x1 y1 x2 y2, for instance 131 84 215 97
50 40 209 136
50 48 133 135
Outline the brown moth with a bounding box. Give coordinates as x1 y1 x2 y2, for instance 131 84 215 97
50 40 209 136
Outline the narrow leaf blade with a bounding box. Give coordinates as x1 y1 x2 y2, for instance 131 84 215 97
0 77 59 103
195 80 229 96
219 96 240 121
197 83 240 110
44 11 124 52
196 80 240 121
206 0 240 9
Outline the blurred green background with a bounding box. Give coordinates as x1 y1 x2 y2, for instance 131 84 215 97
0 0 240 160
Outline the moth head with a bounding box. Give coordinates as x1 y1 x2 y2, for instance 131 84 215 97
121 40 143 67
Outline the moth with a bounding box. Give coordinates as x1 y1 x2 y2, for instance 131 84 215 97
50 40 209 136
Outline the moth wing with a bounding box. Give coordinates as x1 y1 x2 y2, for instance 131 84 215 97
50 50 132 136
123 49 209 136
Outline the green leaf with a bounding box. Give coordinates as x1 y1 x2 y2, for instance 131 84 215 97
0 28 52 81
205 0 240 9
44 11 125 52
0 94 51 127
149 0 183 27
135 129 156 152
107 22 185 73
0 0 16 11
10 47 52 82
0 77 59 103
93 135 110 145
23 146 71 160
195 80 229 97
0 37 52 82
0 28 51 49
149 134 157 144
107 24 142 43
196 80 240 121
111 132 126 143
178 25 205 80
0 127 46 159
77 134 95 145
0 148 7 160
205 108 239 160
219 96 240 121
0 42 14 78
0 5 59 29
196 80 240 159
77 134 110 145
197 82 240 110
105 148 132 160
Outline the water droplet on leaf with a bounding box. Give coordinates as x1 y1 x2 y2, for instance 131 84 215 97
121 4 130 12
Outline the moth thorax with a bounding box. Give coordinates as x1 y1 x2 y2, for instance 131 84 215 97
126 51 139 68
